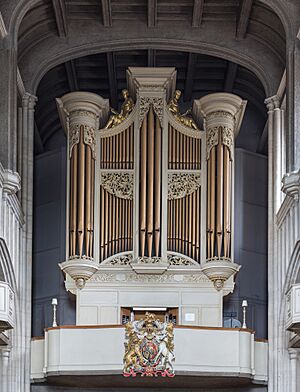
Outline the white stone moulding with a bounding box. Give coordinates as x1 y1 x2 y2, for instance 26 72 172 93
59 258 100 289
286 283 300 332
0 281 15 332
30 326 267 384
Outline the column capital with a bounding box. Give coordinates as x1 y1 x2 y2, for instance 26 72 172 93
288 348 300 360
126 67 177 102
0 348 11 356
22 92 37 109
264 94 280 111
193 92 247 137
56 91 109 132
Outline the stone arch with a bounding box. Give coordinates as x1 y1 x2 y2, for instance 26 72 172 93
7 0 293 47
30 40 272 96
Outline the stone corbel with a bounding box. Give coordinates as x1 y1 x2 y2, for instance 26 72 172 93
282 170 300 201
2 170 21 195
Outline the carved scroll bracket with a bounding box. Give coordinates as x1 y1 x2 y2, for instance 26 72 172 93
139 95 164 126
100 172 134 199
168 173 201 200
69 123 96 158
206 125 234 160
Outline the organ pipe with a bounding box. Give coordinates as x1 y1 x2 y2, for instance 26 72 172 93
154 117 162 257
166 123 202 261
139 106 162 258
99 124 134 261
206 127 233 260
168 126 201 170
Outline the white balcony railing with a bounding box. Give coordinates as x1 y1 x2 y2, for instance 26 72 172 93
0 281 15 332
286 283 300 331
31 325 268 385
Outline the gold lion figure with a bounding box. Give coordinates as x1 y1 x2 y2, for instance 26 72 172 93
168 89 198 130
105 89 134 129
123 322 144 373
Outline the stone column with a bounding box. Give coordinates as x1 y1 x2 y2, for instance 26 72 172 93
20 92 37 392
288 349 300 392
57 92 109 288
0 348 10 392
286 38 300 172
0 49 17 171
193 93 246 290
265 95 283 212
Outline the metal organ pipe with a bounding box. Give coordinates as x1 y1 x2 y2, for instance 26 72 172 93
147 107 155 257
99 125 134 261
77 126 86 257
154 117 162 257
167 125 201 261
139 106 162 258
140 117 147 257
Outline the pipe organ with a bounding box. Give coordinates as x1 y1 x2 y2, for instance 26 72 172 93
57 68 247 319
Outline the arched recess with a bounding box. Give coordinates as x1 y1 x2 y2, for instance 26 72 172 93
29 40 276 97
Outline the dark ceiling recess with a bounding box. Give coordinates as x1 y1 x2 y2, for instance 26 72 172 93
34 50 267 155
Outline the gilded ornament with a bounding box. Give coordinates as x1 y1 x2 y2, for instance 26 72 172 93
168 173 201 200
168 90 199 130
69 123 96 158
105 89 134 129
206 125 234 160
123 312 175 377
100 172 133 199
139 96 164 125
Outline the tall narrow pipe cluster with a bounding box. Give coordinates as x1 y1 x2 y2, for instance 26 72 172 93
139 106 162 258
167 123 201 261
193 93 246 264
168 188 201 260
69 124 95 258
56 91 109 273
100 126 134 169
100 188 133 260
207 126 232 259
168 125 201 170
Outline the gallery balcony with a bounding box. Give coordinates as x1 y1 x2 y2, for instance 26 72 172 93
0 281 15 345
31 324 267 389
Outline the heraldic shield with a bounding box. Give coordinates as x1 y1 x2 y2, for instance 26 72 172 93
123 312 175 377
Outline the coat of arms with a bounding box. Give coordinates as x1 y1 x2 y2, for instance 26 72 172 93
123 312 175 377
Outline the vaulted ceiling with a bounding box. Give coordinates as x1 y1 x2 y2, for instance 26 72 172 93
17 0 286 157
34 50 267 155
17 0 286 65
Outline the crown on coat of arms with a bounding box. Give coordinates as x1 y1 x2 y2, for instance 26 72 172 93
123 312 175 377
